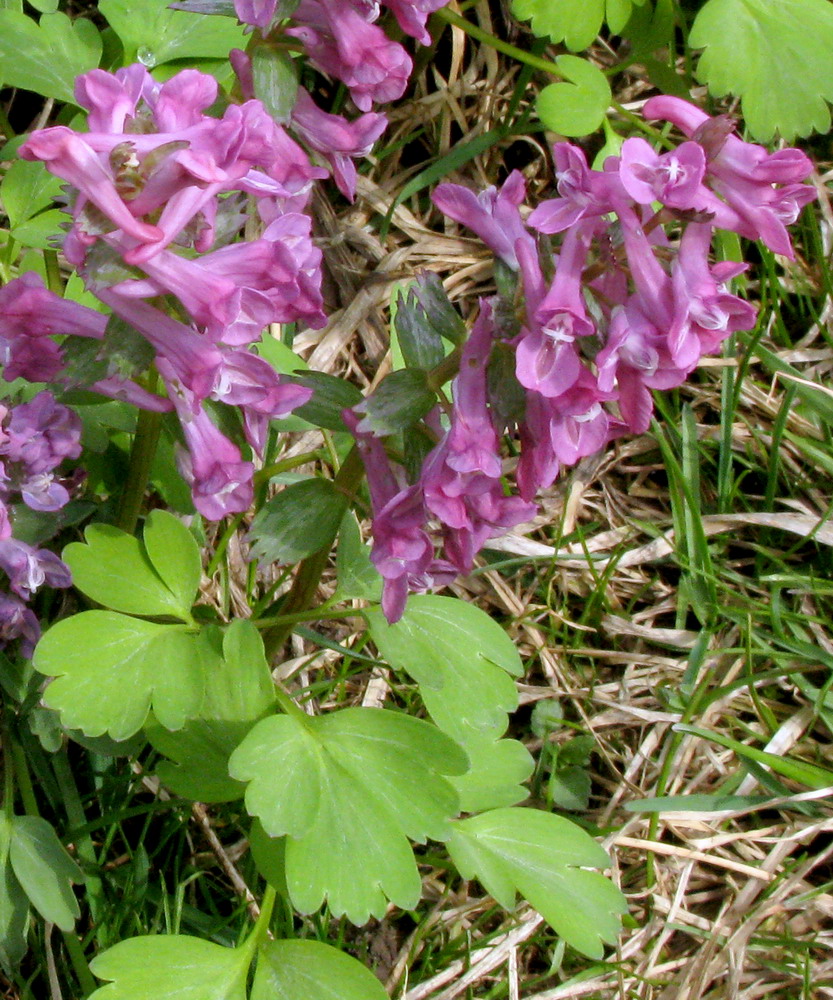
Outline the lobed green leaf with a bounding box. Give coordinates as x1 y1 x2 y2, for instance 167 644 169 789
8 816 82 932
251 939 388 1000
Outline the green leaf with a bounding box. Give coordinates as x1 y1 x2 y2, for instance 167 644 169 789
353 369 437 435
290 371 364 431
0 11 101 103
88 935 250 1000
9 816 82 932
512 0 605 49
148 621 275 802
35 612 206 739
230 707 467 923
335 513 382 602
63 522 195 621
448 808 627 959
368 596 533 809
251 940 388 1000
11 209 66 250
393 274 460 369
246 478 348 565
142 510 202 620
535 56 611 137
690 0 833 141
1 157 63 229
251 45 298 124
367 595 523 735
0 816 28 971
99 0 246 66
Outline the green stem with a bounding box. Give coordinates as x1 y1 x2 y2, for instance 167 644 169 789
117 405 163 534
435 8 565 78
261 445 365 659
253 605 362 629
244 884 277 957
52 751 104 928
43 250 63 296
10 738 38 818
62 930 97 998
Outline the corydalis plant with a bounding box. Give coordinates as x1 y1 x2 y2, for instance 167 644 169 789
348 97 815 621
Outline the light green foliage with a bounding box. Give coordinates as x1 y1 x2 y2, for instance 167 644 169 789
8 816 82 932
0 157 63 244
448 808 628 959
334 513 383 603
99 0 246 67
0 11 101 103
535 56 611 137
367 596 534 811
511 0 647 50
35 513 208 738
251 940 388 1000
35 613 208 739
63 512 199 621
690 0 833 140
230 707 468 923
0 816 28 970
88 935 250 1000
147 621 276 802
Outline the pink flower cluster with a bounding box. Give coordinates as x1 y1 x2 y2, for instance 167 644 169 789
348 97 816 621
0 393 82 654
16 65 326 520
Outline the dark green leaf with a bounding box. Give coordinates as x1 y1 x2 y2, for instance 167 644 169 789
354 369 437 436
291 372 363 431
247 478 348 565
0 816 28 971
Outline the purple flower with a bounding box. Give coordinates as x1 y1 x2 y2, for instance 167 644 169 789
642 96 816 257
289 0 412 111
290 87 387 201
382 0 447 44
166 378 255 520
619 137 707 210
515 220 596 398
433 170 532 268
0 592 41 658
528 143 623 234
0 538 71 600
234 0 277 29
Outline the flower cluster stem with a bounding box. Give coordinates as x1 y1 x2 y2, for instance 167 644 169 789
116 405 163 535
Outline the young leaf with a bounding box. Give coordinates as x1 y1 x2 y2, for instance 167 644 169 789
230 707 467 923
88 935 251 1000
63 522 195 621
142 510 202 619
35 613 206 739
535 56 611 137
251 939 388 1000
9 816 82 932
0 11 101 103
353 369 437 436
148 621 275 802
448 808 627 959
246 478 348 565
690 0 833 140
99 0 246 67
393 277 454 370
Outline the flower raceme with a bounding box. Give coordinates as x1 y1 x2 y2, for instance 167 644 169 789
348 98 815 621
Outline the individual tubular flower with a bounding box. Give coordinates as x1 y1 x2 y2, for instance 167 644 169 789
290 87 388 201
642 96 816 258
432 171 533 269
619 138 707 210
527 143 624 234
382 0 446 44
342 410 437 623
288 0 413 112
